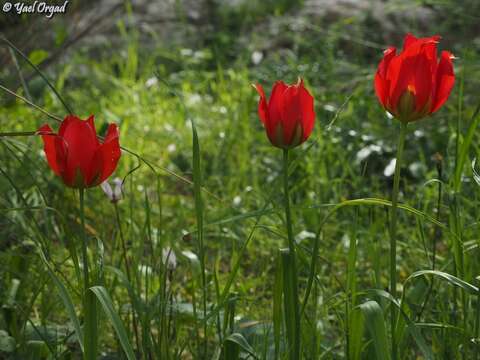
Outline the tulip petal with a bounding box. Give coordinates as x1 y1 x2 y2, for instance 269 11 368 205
412 51 435 112
268 81 288 123
253 83 268 125
402 33 418 50
387 39 438 115
403 33 440 51
90 123 121 186
298 81 315 142
374 47 396 108
280 82 304 145
375 33 453 122
60 115 100 186
38 124 67 177
431 51 455 113
266 81 288 144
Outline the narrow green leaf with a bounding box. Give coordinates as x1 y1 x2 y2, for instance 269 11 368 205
348 308 364 360
365 289 433 360
89 286 136 360
357 301 390 360
405 270 478 295
224 333 259 359
104 265 143 313
454 101 480 191
191 117 208 357
273 251 283 360
280 248 299 359
37 249 84 352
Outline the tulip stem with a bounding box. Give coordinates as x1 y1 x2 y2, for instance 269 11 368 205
389 122 408 360
282 148 301 360
79 189 98 360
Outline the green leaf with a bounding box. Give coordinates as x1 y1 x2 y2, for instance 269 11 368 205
224 333 259 359
273 251 283 360
28 49 49 66
280 248 299 359
303 197 457 311
454 101 480 191
0 330 15 353
26 340 50 359
89 286 136 360
357 300 390 360
104 265 143 313
37 249 84 352
365 289 433 360
348 308 364 360
405 270 478 295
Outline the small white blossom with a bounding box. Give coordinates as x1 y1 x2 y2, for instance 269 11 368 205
251 51 263 65
101 177 124 203
145 76 158 88
384 158 396 177
167 144 177 153
295 230 316 244
232 196 242 206
323 104 336 112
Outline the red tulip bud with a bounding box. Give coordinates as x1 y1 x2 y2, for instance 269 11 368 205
38 115 121 188
253 78 315 149
374 33 455 123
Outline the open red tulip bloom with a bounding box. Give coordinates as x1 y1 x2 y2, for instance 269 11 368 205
254 79 315 149
374 33 455 122
38 115 121 188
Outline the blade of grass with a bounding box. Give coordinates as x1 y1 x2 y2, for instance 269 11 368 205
281 248 300 359
90 286 136 360
357 300 390 360
273 251 283 360
405 270 478 295
224 333 259 360
37 249 84 352
191 118 208 358
1 37 73 114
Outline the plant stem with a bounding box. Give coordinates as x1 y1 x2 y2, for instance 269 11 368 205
114 202 140 353
389 122 408 360
475 279 480 360
79 189 89 297
282 148 301 360
0 131 36 137
79 189 97 360
418 156 443 320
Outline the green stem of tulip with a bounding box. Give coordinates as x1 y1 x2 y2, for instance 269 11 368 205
389 121 408 360
283 148 301 360
79 189 97 360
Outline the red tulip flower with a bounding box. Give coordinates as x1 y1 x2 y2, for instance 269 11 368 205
374 33 455 122
38 115 121 188
254 79 315 149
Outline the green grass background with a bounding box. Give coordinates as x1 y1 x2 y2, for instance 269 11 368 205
1 0 480 358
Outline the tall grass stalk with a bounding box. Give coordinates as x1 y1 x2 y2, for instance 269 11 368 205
79 189 98 360
113 202 140 352
282 148 301 360
192 119 208 358
389 121 408 360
